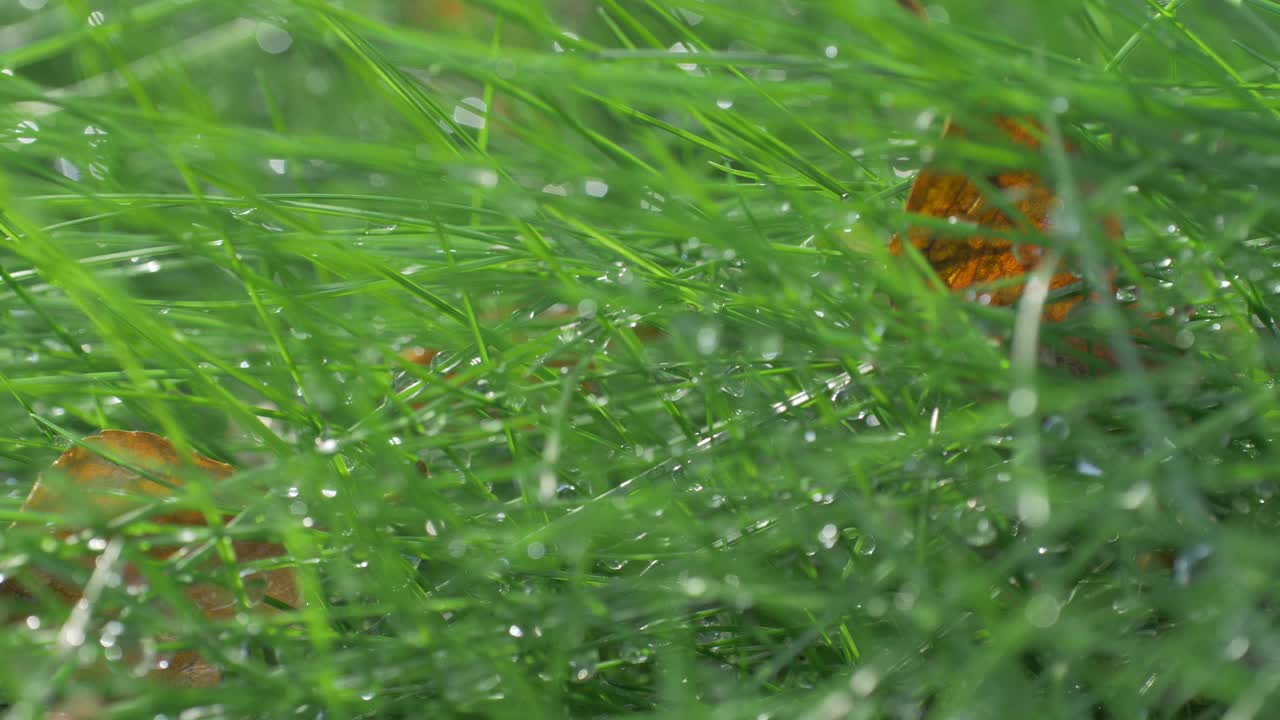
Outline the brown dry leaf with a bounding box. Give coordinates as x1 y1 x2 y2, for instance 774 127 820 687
401 0 469 29
884 0 1165 376
889 117 1088 322
896 0 1085 319
1 430 298 687
889 0 1099 324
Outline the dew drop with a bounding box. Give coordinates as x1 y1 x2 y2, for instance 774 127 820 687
1017 489 1050 527
453 97 487 130
1025 593 1060 628
256 22 292 54
1008 388 1038 418
16 120 38 144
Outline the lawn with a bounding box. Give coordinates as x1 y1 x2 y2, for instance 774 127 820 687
2 1 1279 717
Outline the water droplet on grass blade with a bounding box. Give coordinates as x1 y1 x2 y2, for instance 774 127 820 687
16 119 38 144
1174 544 1213 586
256 22 292 54
453 97 487 129
1025 593 1061 628
1018 490 1050 527
1009 388 1038 417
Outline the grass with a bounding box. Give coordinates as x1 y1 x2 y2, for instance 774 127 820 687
2 0 1279 717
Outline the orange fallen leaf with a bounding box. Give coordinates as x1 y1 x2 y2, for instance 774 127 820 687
889 117 1089 323
2 430 298 687
883 0 1170 380
402 0 469 28
889 0 1121 331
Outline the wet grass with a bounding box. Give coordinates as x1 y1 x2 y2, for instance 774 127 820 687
2 0 1280 717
